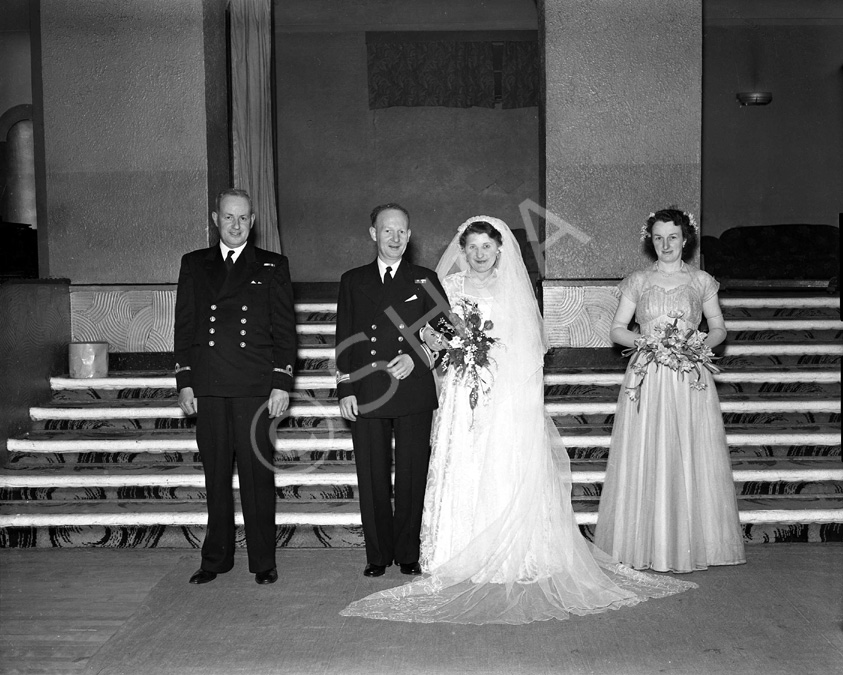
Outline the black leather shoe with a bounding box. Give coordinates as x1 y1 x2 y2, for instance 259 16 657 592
189 569 217 585
363 563 387 577
255 568 278 585
399 562 422 576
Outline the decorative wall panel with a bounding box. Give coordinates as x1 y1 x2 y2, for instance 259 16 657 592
543 282 620 347
71 287 176 353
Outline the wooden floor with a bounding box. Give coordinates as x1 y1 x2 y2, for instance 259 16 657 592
1 545 842 675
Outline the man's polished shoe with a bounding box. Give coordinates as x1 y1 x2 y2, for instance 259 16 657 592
399 562 422 576
189 569 217 585
363 563 387 577
255 568 278 585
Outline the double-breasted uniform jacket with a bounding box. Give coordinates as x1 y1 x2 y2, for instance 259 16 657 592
335 260 449 418
174 244 296 397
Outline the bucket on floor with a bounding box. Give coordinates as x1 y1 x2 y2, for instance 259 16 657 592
69 341 109 378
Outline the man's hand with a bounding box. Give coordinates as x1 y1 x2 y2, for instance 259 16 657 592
387 353 415 380
339 395 358 422
267 389 290 419
178 387 197 416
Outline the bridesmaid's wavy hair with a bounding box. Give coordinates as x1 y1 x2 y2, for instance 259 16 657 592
459 221 503 248
642 207 698 259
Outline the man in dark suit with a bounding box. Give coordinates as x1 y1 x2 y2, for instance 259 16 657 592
336 203 449 577
175 188 296 585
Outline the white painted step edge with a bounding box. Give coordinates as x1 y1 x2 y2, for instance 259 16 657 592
300 344 843 357
726 319 842 330
1 509 842 528
8 432 841 454
297 299 841 312
719 297 839 309
3 467 841 489
49 370 843 390
294 303 336 312
30 399 842 420
293 320 843 335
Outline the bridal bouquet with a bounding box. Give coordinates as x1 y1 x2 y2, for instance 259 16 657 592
437 298 499 412
623 310 720 407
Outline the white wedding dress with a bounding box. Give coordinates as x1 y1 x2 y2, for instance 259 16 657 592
340 217 696 624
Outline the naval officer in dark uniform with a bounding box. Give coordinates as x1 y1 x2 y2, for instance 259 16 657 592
175 188 296 585
336 203 449 577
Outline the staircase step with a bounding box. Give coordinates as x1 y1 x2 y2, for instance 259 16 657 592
9 424 840 454
2 458 839 491
299 297 842 313
28 395 840 423
718 297 839 309
48 368 841 392
2 494 841 529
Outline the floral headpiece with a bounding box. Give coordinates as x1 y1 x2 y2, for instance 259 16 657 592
639 211 699 241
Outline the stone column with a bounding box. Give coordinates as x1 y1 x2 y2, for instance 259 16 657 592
541 0 701 346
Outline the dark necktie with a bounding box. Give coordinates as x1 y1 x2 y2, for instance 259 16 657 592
225 250 235 273
383 266 393 287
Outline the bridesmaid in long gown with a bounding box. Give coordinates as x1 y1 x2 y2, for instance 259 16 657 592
594 208 746 573
340 216 697 624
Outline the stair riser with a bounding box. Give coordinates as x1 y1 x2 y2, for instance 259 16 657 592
2 521 841 548
3 479 839 503
721 308 841 319
50 380 843 402
8 443 841 466
33 410 840 430
209 330 843 349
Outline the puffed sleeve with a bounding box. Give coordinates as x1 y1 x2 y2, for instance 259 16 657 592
617 271 643 304
697 270 720 302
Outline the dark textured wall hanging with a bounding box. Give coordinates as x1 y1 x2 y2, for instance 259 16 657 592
366 31 538 110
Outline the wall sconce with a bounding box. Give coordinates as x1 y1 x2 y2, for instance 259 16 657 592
736 92 772 106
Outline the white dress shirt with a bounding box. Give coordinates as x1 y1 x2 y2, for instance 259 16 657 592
220 243 246 263
376 257 401 283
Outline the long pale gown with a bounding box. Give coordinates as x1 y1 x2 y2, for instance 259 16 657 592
594 266 746 573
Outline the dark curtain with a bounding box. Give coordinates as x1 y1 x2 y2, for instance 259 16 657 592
502 41 539 109
368 41 495 109
229 0 281 253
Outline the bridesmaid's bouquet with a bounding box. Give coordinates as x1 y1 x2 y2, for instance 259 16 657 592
622 310 720 407
437 298 499 413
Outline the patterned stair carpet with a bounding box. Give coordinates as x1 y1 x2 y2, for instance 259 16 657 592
1 295 840 548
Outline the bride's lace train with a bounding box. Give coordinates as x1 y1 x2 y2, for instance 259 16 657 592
340 540 697 625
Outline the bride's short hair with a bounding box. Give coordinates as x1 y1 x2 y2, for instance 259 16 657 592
459 221 503 248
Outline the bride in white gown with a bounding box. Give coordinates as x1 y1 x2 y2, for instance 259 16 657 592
340 216 696 624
